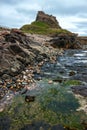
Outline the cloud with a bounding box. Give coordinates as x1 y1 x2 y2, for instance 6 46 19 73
0 0 87 35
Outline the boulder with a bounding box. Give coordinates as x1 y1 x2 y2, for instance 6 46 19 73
50 33 82 49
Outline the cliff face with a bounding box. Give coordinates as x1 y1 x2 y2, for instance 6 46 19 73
36 11 61 28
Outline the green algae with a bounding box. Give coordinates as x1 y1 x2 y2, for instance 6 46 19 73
0 79 86 130
62 80 82 86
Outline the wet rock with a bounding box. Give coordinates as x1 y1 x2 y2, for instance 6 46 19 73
69 71 76 76
51 124 66 130
0 87 8 99
6 82 11 88
20 121 51 130
0 116 11 130
20 121 67 130
2 74 10 80
71 85 87 97
53 76 66 83
20 88 27 95
25 95 35 102
0 80 4 85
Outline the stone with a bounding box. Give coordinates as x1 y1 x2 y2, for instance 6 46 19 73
50 33 82 49
51 124 66 130
71 85 87 97
48 80 53 84
69 71 76 76
20 88 27 95
25 95 35 102
0 29 44 78
36 11 61 28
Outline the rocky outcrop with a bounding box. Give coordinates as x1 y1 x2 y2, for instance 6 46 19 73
78 36 87 44
77 36 87 49
50 33 82 49
36 11 61 28
0 29 48 78
0 29 62 79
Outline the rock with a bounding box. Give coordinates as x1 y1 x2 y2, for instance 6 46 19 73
0 29 47 78
77 36 87 47
69 71 76 76
36 11 61 28
48 80 53 84
20 88 27 95
0 116 11 130
50 33 82 49
53 76 66 83
0 80 4 85
51 124 66 130
6 83 11 88
0 87 8 99
71 85 87 97
25 95 35 102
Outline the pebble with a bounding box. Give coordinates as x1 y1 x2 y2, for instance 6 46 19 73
23 75 27 80
48 80 53 84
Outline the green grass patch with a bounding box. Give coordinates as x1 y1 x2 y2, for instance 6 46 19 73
20 21 71 36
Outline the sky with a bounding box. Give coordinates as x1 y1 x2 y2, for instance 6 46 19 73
0 0 87 36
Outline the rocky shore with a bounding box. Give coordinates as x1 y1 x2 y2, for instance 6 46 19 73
0 11 87 130
0 28 63 111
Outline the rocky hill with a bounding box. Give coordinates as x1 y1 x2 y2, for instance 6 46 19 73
36 11 61 28
20 11 71 36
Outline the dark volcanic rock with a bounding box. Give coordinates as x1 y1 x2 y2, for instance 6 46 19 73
71 85 87 97
36 11 61 28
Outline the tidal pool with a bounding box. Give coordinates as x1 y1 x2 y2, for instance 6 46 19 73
0 49 87 130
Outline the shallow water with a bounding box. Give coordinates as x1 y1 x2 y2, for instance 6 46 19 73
0 49 87 130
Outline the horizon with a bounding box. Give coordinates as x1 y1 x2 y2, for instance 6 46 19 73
0 0 87 36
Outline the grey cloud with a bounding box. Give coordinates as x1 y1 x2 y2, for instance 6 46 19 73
45 3 87 17
0 0 87 35
0 0 21 4
16 8 37 17
73 21 87 28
